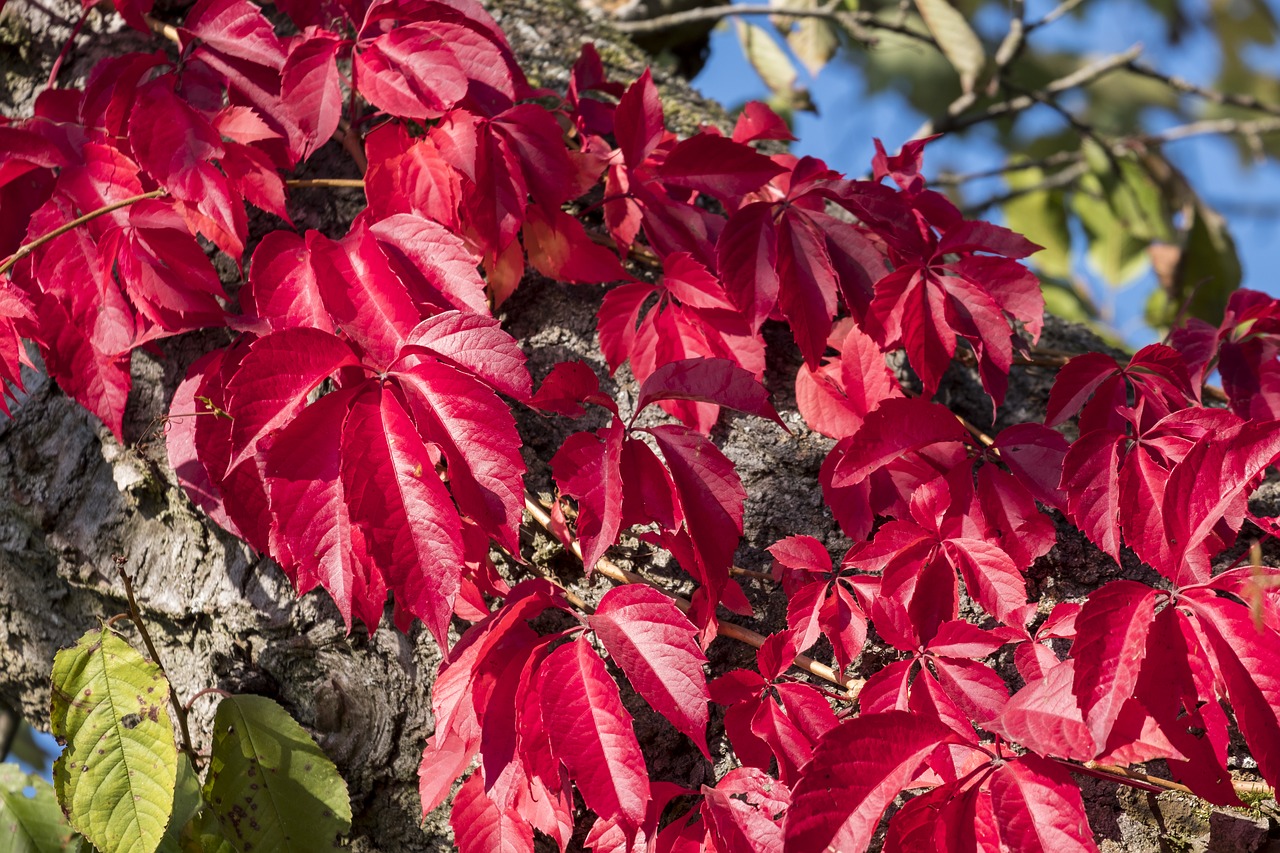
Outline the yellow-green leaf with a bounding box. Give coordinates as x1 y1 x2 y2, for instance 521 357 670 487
203 695 351 853
914 0 985 93
737 20 798 93
780 0 840 76
1003 163 1072 279
0 763 80 853
50 626 178 853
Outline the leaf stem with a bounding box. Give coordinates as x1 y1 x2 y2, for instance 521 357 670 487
113 557 200 771
183 687 233 713
0 190 166 277
522 492 861 695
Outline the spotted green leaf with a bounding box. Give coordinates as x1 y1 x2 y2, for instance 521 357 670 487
202 695 351 852
50 626 178 853
0 762 80 853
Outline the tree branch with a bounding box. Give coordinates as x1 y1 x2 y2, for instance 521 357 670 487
918 44 1143 137
610 3 935 47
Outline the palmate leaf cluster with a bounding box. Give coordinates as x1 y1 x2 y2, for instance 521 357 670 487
1 0 1278 850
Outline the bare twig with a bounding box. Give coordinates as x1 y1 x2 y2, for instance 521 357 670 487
611 3 934 47
919 44 1143 137
1126 60 1280 118
1026 0 1087 31
1143 115 1280 145
114 558 199 770
961 160 1088 215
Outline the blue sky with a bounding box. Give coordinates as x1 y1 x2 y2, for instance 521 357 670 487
692 1 1280 344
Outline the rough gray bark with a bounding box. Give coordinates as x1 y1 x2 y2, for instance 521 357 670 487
0 2 1276 851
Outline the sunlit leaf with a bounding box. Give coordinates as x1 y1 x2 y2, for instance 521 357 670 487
203 695 351 852
50 626 178 853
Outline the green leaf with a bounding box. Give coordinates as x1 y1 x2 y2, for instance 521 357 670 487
778 0 840 76
203 695 351 852
737 20 798 93
1072 175 1150 287
913 0 985 93
1003 163 1072 279
0 763 80 853
50 626 178 853
1146 201 1241 329
180 809 236 853
156 756 203 853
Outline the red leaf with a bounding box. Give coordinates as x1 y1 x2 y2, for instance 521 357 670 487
1184 592 1280 791
989 755 1100 852
450 773 535 853
995 660 1097 761
401 310 531 402
732 102 794 143
129 76 246 258
393 357 526 553
659 134 787 203
264 387 379 629
340 386 464 643
614 69 663 168
367 214 490 316
523 203 629 284
830 398 969 487
530 360 614 418
590 585 711 757
241 230 333 334
551 419 625 573
1061 429 1125 561
992 423 1069 511
1044 352 1120 428
649 424 746 584
355 25 468 120
776 211 839 370
281 32 343 160
226 327 362 471
717 201 780 331
1071 581 1159 748
541 637 651 832
783 711 960 853
634 357 784 429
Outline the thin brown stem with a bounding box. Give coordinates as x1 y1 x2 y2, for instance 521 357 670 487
113 558 199 770
287 178 367 189
0 190 166 277
183 687 233 713
920 44 1142 137
611 3 935 48
522 493 860 695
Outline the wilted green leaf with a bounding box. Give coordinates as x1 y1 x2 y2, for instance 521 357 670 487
0 763 79 853
737 20 798 93
1003 164 1072 279
50 626 178 853
203 695 351 853
914 0 985 93
1147 201 1241 329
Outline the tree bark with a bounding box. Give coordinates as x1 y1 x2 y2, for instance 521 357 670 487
0 2 1274 851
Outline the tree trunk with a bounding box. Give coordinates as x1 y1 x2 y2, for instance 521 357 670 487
0 2 1274 851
